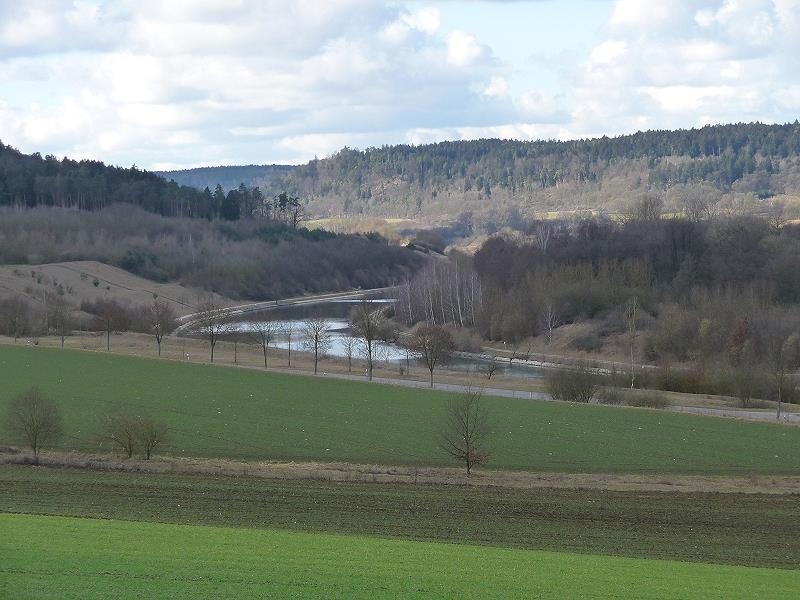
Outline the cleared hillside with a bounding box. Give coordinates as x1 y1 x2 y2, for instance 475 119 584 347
0 261 221 317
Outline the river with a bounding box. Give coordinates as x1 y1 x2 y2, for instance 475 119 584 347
227 298 544 380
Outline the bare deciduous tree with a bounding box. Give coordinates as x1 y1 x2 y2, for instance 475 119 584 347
148 299 177 357
350 299 393 381
408 324 455 387
760 319 800 420
102 411 139 458
101 411 168 459
196 301 229 363
251 318 277 368
302 317 332 374
282 322 294 367
92 299 129 352
765 199 787 234
48 295 72 348
341 334 357 373
540 301 560 345
137 416 168 460
0 296 30 342
533 220 554 254
6 387 63 462
439 388 491 475
625 296 639 388
482 361 498 380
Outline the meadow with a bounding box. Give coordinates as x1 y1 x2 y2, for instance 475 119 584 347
1 465 798 568
2 345 800 474
2 513 798 599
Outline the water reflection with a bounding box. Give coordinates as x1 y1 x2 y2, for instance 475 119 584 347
226 300 543 379
232 318 408 362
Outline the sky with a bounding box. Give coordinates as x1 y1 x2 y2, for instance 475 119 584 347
0 0 798 170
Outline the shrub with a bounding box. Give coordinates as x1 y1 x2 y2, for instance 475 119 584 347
545 367 601 403
598 387 625 405
653 367 706 395
570 333 603 352
623 391 670 409
449 327 482 353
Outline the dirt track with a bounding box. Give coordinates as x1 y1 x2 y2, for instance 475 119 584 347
2 449 798 495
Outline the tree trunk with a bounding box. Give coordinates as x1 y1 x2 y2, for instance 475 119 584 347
263 346 268 368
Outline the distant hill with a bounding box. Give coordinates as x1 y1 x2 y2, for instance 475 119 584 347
263 122 800 222
157 164 295 192
0 140 212 218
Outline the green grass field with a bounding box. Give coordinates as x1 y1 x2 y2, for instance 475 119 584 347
2 345 800 474
2 513 798 599
2 465 798 568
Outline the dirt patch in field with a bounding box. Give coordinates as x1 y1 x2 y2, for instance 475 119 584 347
3 448 797 495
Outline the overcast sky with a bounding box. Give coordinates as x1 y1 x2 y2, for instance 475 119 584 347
1 0 798 170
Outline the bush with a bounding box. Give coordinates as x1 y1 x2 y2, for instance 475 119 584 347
598 387 624 405
545 367 601 403
653 367 706 395
449 327 482 353
623 391 670 409
570 333 603 352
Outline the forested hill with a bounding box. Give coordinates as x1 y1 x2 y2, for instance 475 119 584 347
265 121 800 219
5 121 800 224
157 164 294 193
0 141 215 218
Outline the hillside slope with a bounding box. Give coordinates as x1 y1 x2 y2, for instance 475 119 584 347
0 261 221 317
161 122 800 224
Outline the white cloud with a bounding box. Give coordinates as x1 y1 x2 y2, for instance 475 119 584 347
446 31 483 67
483 76 509 98
403 7 440 34
569 0 800 136
0 1 798 170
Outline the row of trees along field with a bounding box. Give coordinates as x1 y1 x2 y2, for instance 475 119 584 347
264 121 800 216
4 381 491 474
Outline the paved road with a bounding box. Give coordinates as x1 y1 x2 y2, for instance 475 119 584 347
308 369 799 425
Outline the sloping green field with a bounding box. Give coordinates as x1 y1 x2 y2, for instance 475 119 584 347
2 465 798 568
2 514 798 599
1 345 799 474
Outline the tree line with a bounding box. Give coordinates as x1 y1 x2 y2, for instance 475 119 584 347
0 140 306 223
0 205 422 300
264 121 800 217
